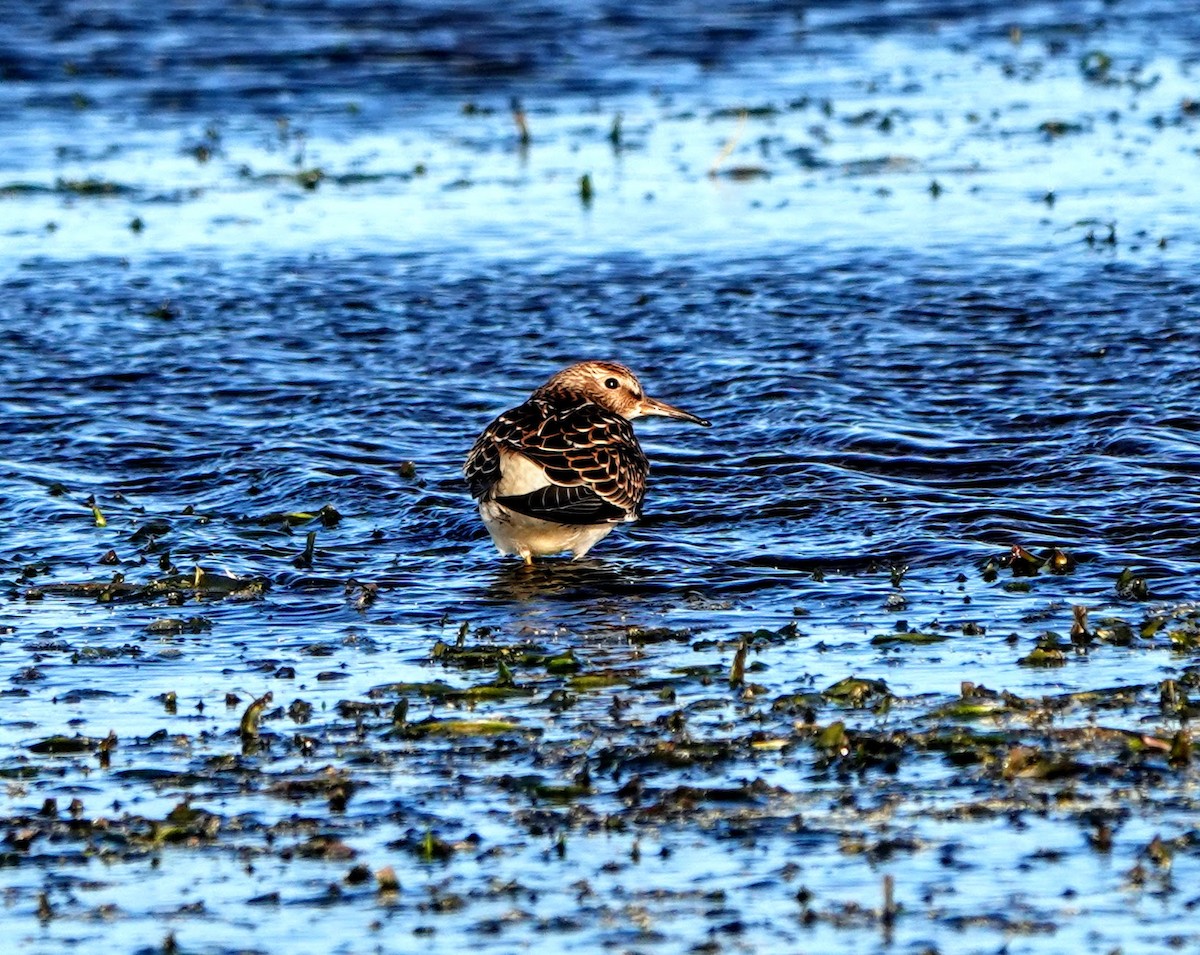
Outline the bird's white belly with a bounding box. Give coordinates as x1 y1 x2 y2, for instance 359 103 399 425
480 499 617 560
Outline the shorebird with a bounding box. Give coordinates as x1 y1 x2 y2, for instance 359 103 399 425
464 360 710 563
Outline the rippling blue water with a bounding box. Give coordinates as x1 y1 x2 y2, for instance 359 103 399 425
3 1 1200 953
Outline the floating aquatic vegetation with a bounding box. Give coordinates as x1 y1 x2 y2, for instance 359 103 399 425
346 580 377 611
567 672 630 692
870 630 947 646
247 504 342 529
40 566 269 602
399 717 531 738
1007 544 1044 577
145 616 212 634
1079 50 1113 82
28 734 103 755
429 639 549 670
1016 642 1068 667
293 530 317 568
627 626 692 645
239 691 273 740
822 676 892 710
1116 567 1151 600
55 178 134 196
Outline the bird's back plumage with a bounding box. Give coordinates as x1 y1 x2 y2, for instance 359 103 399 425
464 395 648 525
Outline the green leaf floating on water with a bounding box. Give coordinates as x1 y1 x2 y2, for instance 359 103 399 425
1116 567 1150 600
246 503 342 528
816 721 849 752
372 680 530 705
368 680 458 699
430 640 549 669
568 673 629 691
239 692 273 739
404 718 528 737
1017 646 1067 667
452 684 535 701
927 697 1011 720
870 631 948 646
546 650 581 674
822 676 891 708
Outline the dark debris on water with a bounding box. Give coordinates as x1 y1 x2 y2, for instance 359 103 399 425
7 588 1200 947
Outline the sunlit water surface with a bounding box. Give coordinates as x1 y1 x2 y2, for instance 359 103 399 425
3 1 1200 953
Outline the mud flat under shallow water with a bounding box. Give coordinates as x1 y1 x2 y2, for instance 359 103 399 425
4 1 1200 953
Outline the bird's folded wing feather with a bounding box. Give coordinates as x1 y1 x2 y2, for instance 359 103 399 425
496 483 628 524
464 399 648 520
464 427 502 500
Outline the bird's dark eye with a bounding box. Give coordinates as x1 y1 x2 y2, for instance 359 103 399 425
604 377 619 389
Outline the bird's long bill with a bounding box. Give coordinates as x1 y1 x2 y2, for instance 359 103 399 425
640 395 711 427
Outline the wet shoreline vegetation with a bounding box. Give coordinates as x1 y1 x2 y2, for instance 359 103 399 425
6 0 1200 952
6 503 1200 951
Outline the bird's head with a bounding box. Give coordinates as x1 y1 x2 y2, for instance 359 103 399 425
534 360 711 426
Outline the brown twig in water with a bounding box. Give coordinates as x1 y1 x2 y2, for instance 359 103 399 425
729 635 748 688
511 97 531 146
882 873 897 930
708 109 747 177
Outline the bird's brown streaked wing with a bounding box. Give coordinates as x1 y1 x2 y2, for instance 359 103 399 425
465 399 650 516
463 401 549 501
512 400 649 518
463 428 501 500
